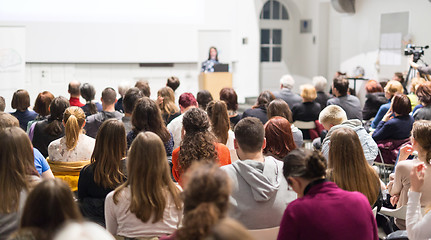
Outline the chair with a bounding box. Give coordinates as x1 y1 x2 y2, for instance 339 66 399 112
380 205 425 220
248 226 280 240
293 121 316 149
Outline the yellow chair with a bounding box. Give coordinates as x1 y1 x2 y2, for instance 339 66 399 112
47 157 90 192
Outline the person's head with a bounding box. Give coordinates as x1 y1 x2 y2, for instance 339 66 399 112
208 47 218 61
11 89 30 111
179 92 198 112
135 79 151 97
177 163 230 240
0 96 5 112
114 131 182 223
206 100 230 145
46 97 70 136
391 93 411 116
300 84 317 102
283 149 326 197
205 218 253 240
312 76 327 92
234 117 265 158
254 90 275 109
197 90 214 110
365 80 383 93
33 91 54 117
157 87 179 115
117 81 131 98
0 127 36 214
123 87 144 114
68 81 81 97
332 78 349 96
393 72 404 84
267 99 293 123
91 119 126 189
416 81 431 106
101 87 117 106
54 222 115 240
318 105 347 130
131 97 170 142
219 88 238 112
20 179 82 238
280 75 295 90
263 117 296 160
328 128 379 205
384 80 404 100
63 107 86 150
411 120 431 164
410 78 426 94
80 83 96 102
167 76 180 91
0 112 19 129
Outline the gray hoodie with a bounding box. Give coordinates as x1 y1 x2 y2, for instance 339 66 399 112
221 156 296 229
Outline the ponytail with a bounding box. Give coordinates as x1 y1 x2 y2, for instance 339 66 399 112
88 102 98 115
177 202 222 240
63 107 86 150
46 96 69 136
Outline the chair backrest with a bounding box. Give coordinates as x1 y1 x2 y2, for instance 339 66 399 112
380 205 426 220
248 226 280 240
293 121 316 129
372 206 378 218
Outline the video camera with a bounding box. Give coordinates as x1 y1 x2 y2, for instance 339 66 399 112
404 44 429 63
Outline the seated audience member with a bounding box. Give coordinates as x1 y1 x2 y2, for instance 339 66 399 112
27 91 54 131
222 117 296 229
10 89 38 130
263 116 297 160
135 79 151 97
78 119 127 226
158 87 180 125
328 128 381 207
207 100 236 161
196 90 213 111
362 80 387 121
387 120 431 230
0 96 5 112
242 90 275 124
172 108 231 184
0 127 40 240
105 132 182 238
413 81 431 121
219 87 242 129
127 97 174 157
48 107 95 163
13 179 82 240
166 76 180 92
32 97 69 158
318 105 378 165
80 83 102 117
327 78 363 120
313 76 330 111
68 80 84 107
408 77 426 111
292 84 321 139
206 218 253 240
371 80 403 128
121 87 143 134
160 163 230 240
167 93 198 149
372 94 414 142
277 149 378 240
273 74 302 109
267 99 303 148
84 87 123 138
115 81 131 113
393 72 408 94
53 221 115 240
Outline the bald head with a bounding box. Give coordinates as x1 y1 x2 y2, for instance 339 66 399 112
68 81 81 97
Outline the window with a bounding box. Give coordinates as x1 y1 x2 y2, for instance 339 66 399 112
260 0 289 20
260 29 282 62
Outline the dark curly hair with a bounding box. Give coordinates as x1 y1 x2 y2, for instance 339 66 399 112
178 108 217 174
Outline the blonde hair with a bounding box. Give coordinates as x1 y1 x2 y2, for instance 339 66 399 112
411 77 426 93
318 105 347 126
300 84 317 102
63 107 86 150
412 120 431 164
384 80 403 97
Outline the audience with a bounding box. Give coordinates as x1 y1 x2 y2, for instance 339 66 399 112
135 79 151 97
115 81 131 113
121 87 143 134
327 78 362 120
273 74 302 110
166 76 180 92
242 90 275 124
219 87 242 128
78 119 127 226
171 108 231 184
222 117 296 229
10 89 38 130
29 91 54 127
263 116 297 160
68 80 84 107
291 84 321 139
362 80 387 121
392 72 408 94
413 81 431 120
84 87 123 138
407 77 426 111
80 83 102 116
371 80 404 128
313 76 330 111
278 149 378 240
158 87 181 125
196 90 213 110
105 132 182 238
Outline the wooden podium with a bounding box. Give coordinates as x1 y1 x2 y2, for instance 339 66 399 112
198 72 232 100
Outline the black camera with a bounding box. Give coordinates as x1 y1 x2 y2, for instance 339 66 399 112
404 44 429 63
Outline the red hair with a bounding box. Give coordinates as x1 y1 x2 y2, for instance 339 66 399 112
263 117 296 159
365 80 383 93
179 93 197 109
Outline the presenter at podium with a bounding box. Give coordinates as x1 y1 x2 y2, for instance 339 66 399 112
201 47 219 72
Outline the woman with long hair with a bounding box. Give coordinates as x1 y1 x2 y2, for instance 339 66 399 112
219 87 241 129
157 87 180 125
105 132 182 238
201 47 219 72
78 119 127 226
0 127 40 239
263 116 296 160
171 108 231 184
127 97 174 156
160 163 231 240
328 128 380 207
371 80 404 128
242 90 275 124
80 83 102 116
206 100 235 157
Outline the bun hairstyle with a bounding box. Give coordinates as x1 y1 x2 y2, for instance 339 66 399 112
63 107 86 150
282 149 327 180
412 120 431 164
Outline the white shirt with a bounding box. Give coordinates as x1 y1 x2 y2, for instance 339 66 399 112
48 134 95 162
167 114 184 150
226 130 238 162
407 191 431 240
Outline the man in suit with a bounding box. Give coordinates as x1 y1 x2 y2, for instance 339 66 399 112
273 74 302 110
